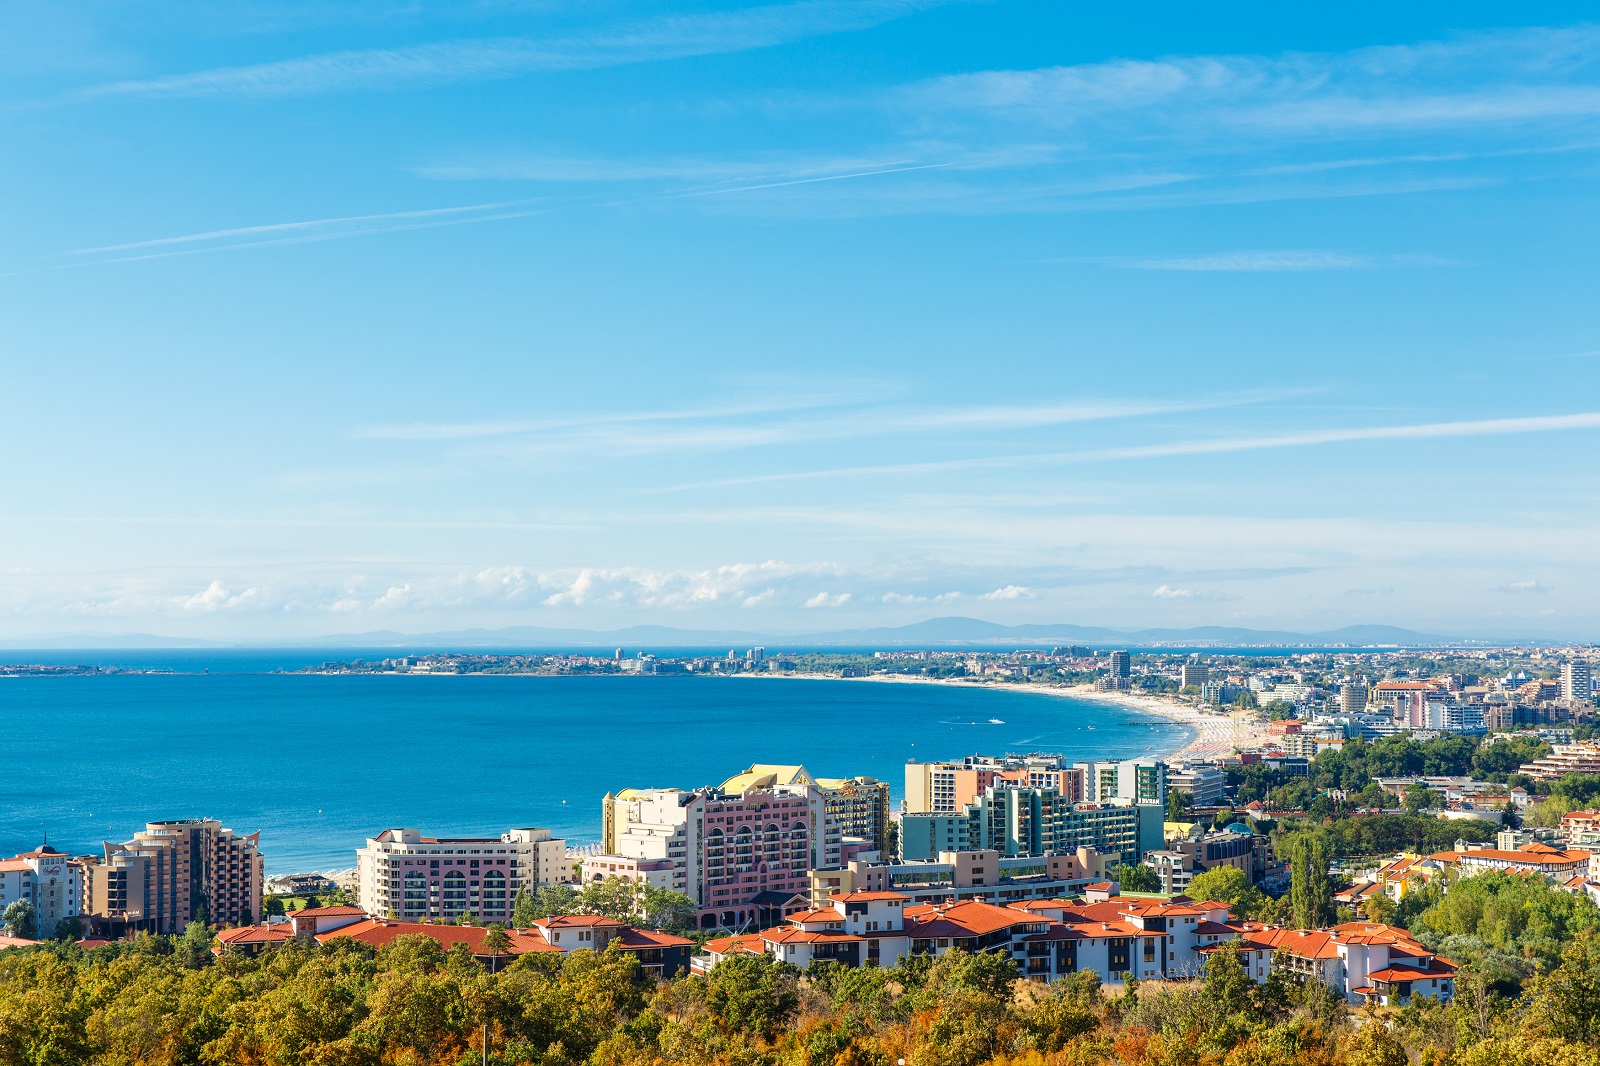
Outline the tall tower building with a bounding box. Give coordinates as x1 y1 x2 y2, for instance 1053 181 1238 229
1108 651 1131 678
87 818 263 934
1562 662 1593 702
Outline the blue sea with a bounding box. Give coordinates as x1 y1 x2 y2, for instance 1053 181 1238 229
1 664 1191 874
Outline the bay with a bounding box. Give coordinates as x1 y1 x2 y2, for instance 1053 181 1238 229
0 673 1192 873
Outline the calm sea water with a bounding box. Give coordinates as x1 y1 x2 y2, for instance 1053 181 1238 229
0 672 1191 873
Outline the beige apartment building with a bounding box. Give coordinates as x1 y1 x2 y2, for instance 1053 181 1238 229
904 757 1086 815
355 827 570 923
85 818 263 935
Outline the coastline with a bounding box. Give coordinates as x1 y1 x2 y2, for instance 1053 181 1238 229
809 673 1260 762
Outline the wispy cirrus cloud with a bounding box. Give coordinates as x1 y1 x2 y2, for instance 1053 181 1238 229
678 410 1600 487
31 161 952 274
1099 250 1463 272
903 26 1600 136
62 0 954 102
349 390 1295 459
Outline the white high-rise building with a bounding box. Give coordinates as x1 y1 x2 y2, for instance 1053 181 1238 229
0 844 83 938
1562 662 1593 702
356 827 569 923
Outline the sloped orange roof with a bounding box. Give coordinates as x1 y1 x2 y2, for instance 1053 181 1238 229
786 908 846 925
762 927 864 945
904 899 1032 937
704 933 765 956
291 905 366 918
1368 961 1456 981
1456 847 1588 863
215 925 294 946
531 914 629 929
614 928 694 949
318 920 559 954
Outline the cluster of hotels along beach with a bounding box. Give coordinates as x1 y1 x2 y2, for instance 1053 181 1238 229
6 652 1600 1010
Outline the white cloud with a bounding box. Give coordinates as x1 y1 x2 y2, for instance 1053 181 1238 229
540 561 845 609
67 1 952 101
980 585 1034 600
803 591 852 608
1499 579 1549 593
1153 585 1195 598
180 580 261 612
907 27 1600 134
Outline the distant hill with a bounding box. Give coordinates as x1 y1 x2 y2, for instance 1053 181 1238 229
0 617 1470 651
265 616 1456 649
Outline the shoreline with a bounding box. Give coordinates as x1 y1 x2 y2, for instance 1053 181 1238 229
789 672 1261 762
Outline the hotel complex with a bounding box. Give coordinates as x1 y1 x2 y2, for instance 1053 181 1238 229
355 827 573 923
86 819 263 935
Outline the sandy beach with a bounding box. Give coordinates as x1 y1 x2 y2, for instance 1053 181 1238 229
836 673 1266 762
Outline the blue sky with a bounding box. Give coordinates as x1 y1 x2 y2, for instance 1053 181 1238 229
3 1 1600 641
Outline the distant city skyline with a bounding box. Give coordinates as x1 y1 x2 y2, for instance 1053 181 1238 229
4 3 1600 640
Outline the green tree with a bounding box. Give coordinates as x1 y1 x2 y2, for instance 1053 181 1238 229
1110 862 1159 893
510 887 537 927
702 952 799 1040
481 923 512 974
1284 832 1334 929
1362 892 1398 926
177 917 215 968
1524 795 1574 829
1185 865 1266 920
1523 929 1600 1048
50 915 83 942
637 886 696 933
1 899 39 940
1166 788 1191 822
1403 783 1441 813
579 876 639 920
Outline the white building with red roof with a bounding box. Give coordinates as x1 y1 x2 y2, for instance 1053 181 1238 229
1430 840 1591 881
695 886 1251 984
1209 922 1455 1006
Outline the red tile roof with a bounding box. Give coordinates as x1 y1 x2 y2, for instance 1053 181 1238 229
614 928 694 949
291 906 366 918
215 925 294 947
904 900 1034 938
1367 962 1456 982
704 933 765 956
763 927 864 945
786 908 846 925
530 914 628 929
318 920 560 954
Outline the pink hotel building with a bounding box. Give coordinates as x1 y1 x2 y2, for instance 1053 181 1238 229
602 782 842 931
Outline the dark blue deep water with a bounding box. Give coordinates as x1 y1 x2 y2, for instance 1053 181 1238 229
0 672 1190 873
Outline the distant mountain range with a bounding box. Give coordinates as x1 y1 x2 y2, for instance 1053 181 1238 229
0 616 1465 650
